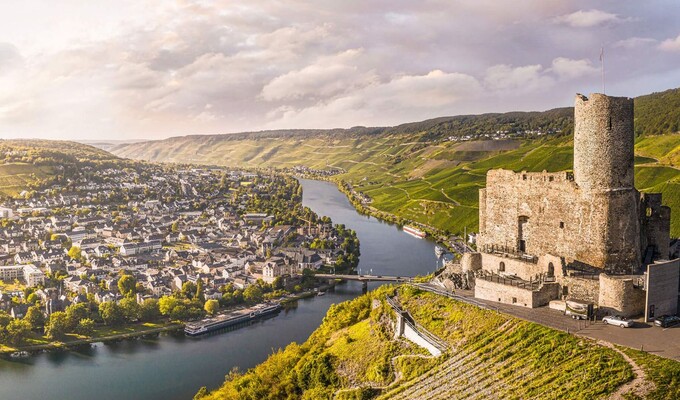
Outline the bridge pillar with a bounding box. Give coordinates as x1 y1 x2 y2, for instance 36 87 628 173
361 281 368 292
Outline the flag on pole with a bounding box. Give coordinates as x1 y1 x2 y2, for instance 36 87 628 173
600 47 604 62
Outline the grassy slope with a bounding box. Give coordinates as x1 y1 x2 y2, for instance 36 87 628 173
200 285 669 400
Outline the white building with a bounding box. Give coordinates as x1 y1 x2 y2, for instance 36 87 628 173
0 264 45 287
0 207 13 218
23 264 45 287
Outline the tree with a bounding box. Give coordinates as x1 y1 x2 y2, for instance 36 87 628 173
170 304 187 320
65 303 89 330
75 318 95 336
26 292 39 304
120 297 140 322
24 305 45 330
118 275 136 298
204 299 219 316
68 245 82 260
243 285 263 304
139 298 160 322
182 281 197 300
99 302 124 326
45 311 69 339
158 296 179 316
196 280 205 302
5 319 31 345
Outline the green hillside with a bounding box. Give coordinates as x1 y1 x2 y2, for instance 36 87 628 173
111 89 680 237
0 139 128 198
198 284 680 399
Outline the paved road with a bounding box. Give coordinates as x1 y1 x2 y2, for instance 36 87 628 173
415 283 680 361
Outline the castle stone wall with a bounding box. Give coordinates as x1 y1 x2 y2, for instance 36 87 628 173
474 278 559 308
598 274 646 317
476 94 660 273
559 276 600 304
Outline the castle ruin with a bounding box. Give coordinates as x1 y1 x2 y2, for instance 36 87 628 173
467 93 678 319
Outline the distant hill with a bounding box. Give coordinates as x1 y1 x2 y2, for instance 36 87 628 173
634 88 680 136
0 139 127 198
109 88 680 238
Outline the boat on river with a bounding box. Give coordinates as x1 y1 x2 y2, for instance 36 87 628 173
184 303 282 336
403 225 426 239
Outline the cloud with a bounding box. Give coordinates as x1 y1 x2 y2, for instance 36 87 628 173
554 9 627 28
550 57 598 80
261 49 377 101
658 34 680 52
0 43 22 73
265 69 482 128
613 37 657 49
1 1 679 139
484 64 553 92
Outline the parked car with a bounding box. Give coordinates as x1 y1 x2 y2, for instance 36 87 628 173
653 315 680 328
602 315 634 328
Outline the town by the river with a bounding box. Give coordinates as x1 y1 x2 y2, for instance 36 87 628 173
0 178 443 400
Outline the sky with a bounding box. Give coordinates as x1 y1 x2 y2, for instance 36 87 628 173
0 1 679 141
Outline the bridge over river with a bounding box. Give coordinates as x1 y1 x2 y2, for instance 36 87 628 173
315 273 414 289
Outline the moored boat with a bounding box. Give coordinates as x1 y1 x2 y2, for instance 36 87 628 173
403 225 426 239
184 303 282 336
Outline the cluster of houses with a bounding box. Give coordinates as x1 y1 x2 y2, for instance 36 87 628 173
446 129 560 142
0 166 348 317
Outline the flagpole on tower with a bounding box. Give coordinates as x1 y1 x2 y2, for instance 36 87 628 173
600 47 605 94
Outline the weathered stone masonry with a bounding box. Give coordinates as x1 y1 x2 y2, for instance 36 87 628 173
471 93 677 317
478 94 670 273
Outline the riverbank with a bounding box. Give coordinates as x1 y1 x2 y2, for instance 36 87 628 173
1 322 184 355
298 174 462 255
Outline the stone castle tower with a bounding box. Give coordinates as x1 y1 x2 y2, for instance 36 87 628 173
573 94 640 271
573 93 635 191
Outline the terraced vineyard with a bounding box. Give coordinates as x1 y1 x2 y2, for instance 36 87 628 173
201 285 680 399
0 163 53 197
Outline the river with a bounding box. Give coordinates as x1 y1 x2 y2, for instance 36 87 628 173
0 178 441 400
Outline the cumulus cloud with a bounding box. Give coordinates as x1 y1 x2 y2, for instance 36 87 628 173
658 34 680 52
614 37 657 49
550 57 599 80
554 9 627 28
484 64 553 92
0 1 678 139
265 70 482 128
261 49 378 101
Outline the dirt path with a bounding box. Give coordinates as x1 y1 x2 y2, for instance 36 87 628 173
599 340 655 399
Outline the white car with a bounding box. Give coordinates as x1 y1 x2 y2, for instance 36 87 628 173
602 315 634 328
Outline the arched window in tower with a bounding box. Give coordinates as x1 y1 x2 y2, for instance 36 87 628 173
499 262 505 272
547 262 555 277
